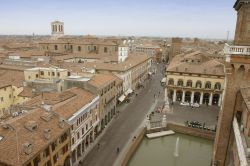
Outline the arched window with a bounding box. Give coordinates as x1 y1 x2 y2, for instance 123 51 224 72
205 81 211 89
214 82 221 90
186 80 192 87
168 79 174 85
177 79 183 86
54 45 58 50
195 81 202 88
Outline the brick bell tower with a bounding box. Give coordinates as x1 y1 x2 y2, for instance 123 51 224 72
213 0 250 165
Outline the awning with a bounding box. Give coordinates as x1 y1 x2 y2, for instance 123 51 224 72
124 88 133 96
118 95 126 102
161 77 166 83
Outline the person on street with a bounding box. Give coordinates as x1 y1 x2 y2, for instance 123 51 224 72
116 147 120 154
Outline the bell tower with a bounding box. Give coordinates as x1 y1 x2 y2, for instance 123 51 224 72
213 0 250 165
51 20 64 39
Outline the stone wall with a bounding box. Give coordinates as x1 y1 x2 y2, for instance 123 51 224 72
121 127 146 166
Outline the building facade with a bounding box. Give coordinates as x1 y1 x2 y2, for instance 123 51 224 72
166 51 225 106
213 1 250 165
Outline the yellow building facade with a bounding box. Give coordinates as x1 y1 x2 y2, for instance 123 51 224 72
165 51 225 106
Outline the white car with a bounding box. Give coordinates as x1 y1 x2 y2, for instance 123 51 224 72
191 103 200 108
180 102 190 106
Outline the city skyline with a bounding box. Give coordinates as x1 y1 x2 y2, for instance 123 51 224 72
0 0 236 39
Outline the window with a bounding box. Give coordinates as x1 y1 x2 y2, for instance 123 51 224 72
9 94 11 98
186 80 192 87
1 97 3 102
51 141 57 151
54 45 58 50
168 79 174 85
93 46 97 51
72 137 75 145
214 82 221 90
82 128 84 135
53 153 58 164
33 155 41 166
44 147 50 157
77 132 80 139
104 47 108 53
60 132 68 143
40 71 44 75
177 79 183 86
86 124 88 130
57 72 60 77
52 72 55 76
36 74 38 78
205 81 211 89
78 46 81 52
195 81 202 88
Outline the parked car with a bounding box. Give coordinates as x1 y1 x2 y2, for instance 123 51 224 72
180 102 190 106
191 103 200 108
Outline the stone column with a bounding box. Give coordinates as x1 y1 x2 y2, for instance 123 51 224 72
191 91 194 104
209 93 213 106
182 91 185 102
173 89 177 102
200 92 203 105
165 88 168 101
218 94 222 106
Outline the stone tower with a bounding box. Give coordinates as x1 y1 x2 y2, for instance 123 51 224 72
51 21 64 39
213 0 250 165
169 37 182 62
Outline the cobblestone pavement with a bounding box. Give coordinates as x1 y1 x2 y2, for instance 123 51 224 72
81 63 165 166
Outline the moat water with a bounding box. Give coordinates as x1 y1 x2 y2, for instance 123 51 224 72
127 133 213 166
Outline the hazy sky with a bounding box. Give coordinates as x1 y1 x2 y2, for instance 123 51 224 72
0 0 236 39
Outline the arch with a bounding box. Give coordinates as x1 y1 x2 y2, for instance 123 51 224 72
194 92 201 103
212 94 220 105
185 91 192 102
168 78 174 85
214 82 221 90
176 90 183 101
186 80 193 87
168 89 174 100
177 79 183 86
195 80 202 88
238 65 245 72
203 93 210 104
205 81 211 89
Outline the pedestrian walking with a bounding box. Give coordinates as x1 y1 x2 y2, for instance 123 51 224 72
116 147 120 154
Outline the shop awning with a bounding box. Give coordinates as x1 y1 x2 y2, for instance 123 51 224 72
118 95 126 102
161 77 166 83
125 88 133 96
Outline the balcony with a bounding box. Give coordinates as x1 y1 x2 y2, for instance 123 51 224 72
224 43 250 56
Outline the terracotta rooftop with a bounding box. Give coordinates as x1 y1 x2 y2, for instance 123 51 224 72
88 74 117 89
167 51 225 76
0 108 70 166
0 69 24 88
53 88 97 120
82 54 150 72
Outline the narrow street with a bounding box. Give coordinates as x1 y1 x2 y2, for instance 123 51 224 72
81 63 165 166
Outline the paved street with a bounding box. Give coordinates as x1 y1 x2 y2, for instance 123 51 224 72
81 63 165 166
150 102 219 129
